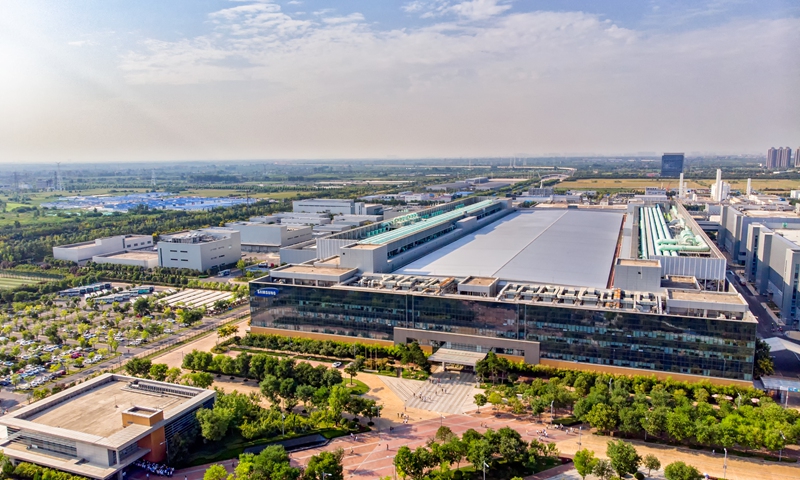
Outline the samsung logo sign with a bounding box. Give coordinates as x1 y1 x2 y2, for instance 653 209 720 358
255 288 280 297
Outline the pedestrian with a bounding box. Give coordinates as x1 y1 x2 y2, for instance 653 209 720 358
386 444 389 450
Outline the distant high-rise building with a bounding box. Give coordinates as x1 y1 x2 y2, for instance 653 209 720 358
660 153 684 177
767 147 778 168
796 147 800 168
767 147 793 169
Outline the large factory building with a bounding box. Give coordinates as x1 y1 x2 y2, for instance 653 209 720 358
249 197 756 385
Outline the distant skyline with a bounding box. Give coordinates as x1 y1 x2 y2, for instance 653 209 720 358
1 0 798 163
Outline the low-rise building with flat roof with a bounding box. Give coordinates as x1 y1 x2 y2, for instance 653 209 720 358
157 228 241 272
0 374 214 480
53 235 154 264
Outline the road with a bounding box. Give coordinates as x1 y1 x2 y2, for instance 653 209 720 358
725 270 779 339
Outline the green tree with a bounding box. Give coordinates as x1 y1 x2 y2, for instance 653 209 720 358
394 446 436 480
203 464 230 480
643 454 661 477
303 448 344 480
166 367 182 383
666 410 694 442
184 372 214 388
344 358 362 386
196 407 233 442
328 385 350 424
754 339 775 378
474 394 487 413
573 449 596 480
236 445 300 480
124 357 152 378
592 459 614 480
585 403 618 434
218 324 238 342
606 440 640 477
664 461 702 480
149 363 169 382
133 297 151 316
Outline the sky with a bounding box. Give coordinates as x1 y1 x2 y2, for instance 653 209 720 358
0 0 798 163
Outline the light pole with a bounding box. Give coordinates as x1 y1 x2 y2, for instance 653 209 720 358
550 400 554 423
440 414 445 427
644 415 649 441
577 426 582 447
723 447 728 479
160 440 169 465
282 413 286 437
483 461 489 480
779 431 786 462
737 393 742 409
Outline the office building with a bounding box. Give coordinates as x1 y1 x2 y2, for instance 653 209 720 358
0 374 214 480
796 148 800 168
53 235 154 264
249 198 756 384
660 153 684 177
157 228 241 272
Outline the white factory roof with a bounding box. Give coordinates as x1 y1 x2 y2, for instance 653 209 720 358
396 209 624 289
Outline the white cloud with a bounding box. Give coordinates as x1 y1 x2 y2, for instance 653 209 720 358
403 0 511 21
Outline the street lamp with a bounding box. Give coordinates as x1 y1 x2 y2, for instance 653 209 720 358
482 462 489 480
440 414 445 427
723 447 728 479
577 426 582 447
282 413 286 437
550 400 554 423
644 415 649 441
737 393 742 409
779 431 786 462
159 440 169 465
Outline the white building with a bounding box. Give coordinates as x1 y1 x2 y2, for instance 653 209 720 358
157 228 241 272
710 181 731 202
292 199 382 216
225 221 313 253
53 235 154 264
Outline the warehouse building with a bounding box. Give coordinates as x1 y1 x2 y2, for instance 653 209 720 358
292 199 382 216
225 221 312 253
157 228 241 272
720 205 800 264
250 198 756 385
744 223 800 326
0 374 214 480
53 235 154 264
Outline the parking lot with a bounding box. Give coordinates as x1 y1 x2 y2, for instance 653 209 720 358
0 282 248 395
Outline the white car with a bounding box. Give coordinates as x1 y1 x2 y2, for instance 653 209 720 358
332 362 342 368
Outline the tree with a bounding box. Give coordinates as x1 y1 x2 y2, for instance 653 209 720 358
606 440 640 477
218 324 238 342
754 339 775 378
394 446 436 480
328 385 350 423
166 367 182 383
344 359 362 386
585 403 618 434
643 454 661 477
664 461 702 480
133 297 151 316
303 448 344 480
573 449 596 480
474 394 487 413
149 363 169 382
125 358 152 378
592 459 614 480
196 407 233 442
184 372 214 388
203 464 229 480
236 445 300 480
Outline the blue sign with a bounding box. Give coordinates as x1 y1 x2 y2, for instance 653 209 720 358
255 287 279 297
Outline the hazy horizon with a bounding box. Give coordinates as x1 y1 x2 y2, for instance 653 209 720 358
1 0 798 163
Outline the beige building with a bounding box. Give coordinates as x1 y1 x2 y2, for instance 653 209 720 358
0 374 214 480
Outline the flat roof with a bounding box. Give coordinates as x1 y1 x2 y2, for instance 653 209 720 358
428 348 487 367
742 210 799 218
668 290 746 305
99 251 158 260
279 265 356 276
26 381 183 438
618 259 659 267
462 277 497 286
774 229 800 246
396 209 624 289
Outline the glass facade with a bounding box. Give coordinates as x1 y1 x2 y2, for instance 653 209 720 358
250 282 756 380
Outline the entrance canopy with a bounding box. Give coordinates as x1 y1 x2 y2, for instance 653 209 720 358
428 348 487 368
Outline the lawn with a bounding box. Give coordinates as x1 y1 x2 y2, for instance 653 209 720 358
341 378 369 395
0 277 43 289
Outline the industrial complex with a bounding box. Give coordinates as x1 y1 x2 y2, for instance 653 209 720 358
249 196 757 384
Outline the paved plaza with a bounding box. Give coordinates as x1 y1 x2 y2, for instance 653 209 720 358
380 371 482 414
